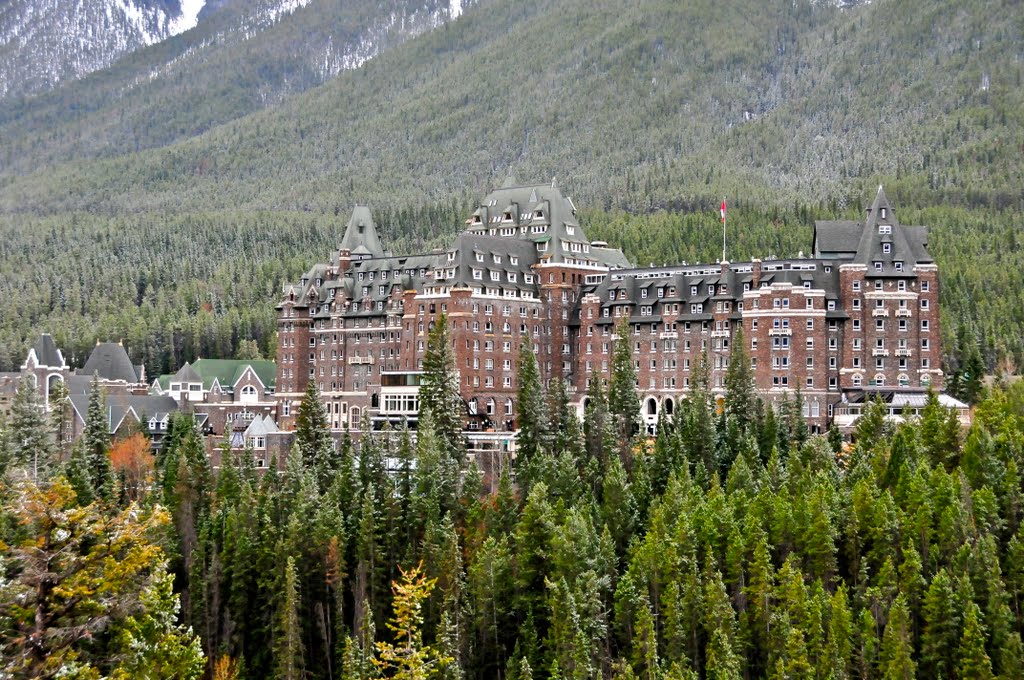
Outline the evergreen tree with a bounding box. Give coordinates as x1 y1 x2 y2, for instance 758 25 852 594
420 314 466 455
879 595 915 680
958 602 994 680
681 350 716 482
515 336 547 465
608 319 639 460
373 562 452 679
9 375 52 481
82 375 113 500
275 556 305 680
920 569 960 679
723 327 757 437
294 379 335 490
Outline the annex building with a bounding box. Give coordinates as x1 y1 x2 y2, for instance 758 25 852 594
274 180 955 449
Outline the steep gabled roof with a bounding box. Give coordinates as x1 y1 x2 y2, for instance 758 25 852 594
27 333 66 368
339 206 386 258
79 342 141 383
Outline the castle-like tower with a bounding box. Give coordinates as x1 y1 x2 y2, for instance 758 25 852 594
274 182 943 442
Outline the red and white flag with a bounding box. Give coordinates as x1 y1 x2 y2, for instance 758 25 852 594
720 199 727 223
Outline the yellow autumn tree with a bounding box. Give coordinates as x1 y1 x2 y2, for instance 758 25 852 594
373 562 453 680
0 477 204 679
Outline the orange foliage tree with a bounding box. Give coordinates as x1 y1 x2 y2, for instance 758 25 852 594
109 432 154 502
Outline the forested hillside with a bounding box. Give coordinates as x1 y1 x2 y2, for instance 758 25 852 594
0 0 1021 374
4 319 1024 679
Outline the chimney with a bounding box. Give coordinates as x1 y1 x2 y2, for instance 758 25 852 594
752 258 762 288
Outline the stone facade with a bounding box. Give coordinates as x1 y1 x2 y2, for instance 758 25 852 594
275 182 944 440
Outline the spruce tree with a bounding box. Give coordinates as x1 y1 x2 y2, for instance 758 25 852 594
9 375 52 481
275 556 305 680
608 319 639 460
82 375 113 500
515 336 547 464
878 595 915 680
958 602 994 680
420 314 466 456
294 379 335 490
723 327 757 436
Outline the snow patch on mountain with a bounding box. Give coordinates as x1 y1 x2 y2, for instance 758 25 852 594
169 0 207 35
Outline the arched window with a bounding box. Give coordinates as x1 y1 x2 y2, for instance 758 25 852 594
874 373 886 386
646 398 658 415
663 398 674 416
486 399 496 416
350 407 361 429
504 398 513 415
239 384 258 403
852 374 863 387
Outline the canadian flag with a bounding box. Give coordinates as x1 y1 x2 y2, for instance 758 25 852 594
720 199 727 223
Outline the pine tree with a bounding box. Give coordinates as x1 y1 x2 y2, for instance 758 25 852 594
608 318 639 460
724 327 757 437
275 556 305 680
681 350 716 480
420 314 466 456
9 375 52 481
958 602 994 680
47 378 71 462
878 595 915 680
82 375 113 500
294 379 335 490
515 336 547 465
920 569 960 679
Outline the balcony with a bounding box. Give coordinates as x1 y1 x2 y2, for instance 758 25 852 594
871 348 890 357
896 308 912 317
660 331 678 339
769 328 792 336
872 308 890 317
711 330 730 338
895 349 912 357
348 356 376 365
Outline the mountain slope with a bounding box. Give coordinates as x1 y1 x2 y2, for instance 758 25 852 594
0 0 206 99
0 0 473 169
1 0 1020 216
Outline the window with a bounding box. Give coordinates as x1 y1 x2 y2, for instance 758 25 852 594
853 374 862 387
920 299 929 310
895 261 904 272
921 281 930 292
853 298 861 310
853 319 861 330
921 319 930 331
879 224 892 234
874 262 883 272
921 338 930 351
883 243 892 254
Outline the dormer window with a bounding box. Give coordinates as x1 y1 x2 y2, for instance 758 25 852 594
475 252 484 262
566 226 575 235
881 208 887 219
504 212 512 221
536 210 544 219
883 243 891 254
878 224 892 234
493 255 502 264
874 262 883 272
895 261 904 272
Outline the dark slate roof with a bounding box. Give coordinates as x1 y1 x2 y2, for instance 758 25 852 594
78 342 141 383
173 362 202 383
813 187 932 273
465 180 628 266
70 392 179 434
446 233 539 293
29 333 65 368
339 206 386 258
812 221 861 258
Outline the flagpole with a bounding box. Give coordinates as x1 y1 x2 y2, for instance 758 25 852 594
721 197 727 263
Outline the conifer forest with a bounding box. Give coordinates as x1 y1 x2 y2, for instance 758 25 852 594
3 319 1024 679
